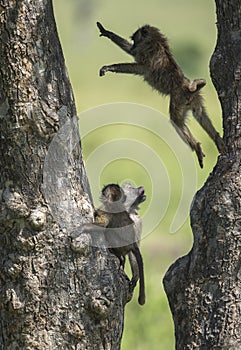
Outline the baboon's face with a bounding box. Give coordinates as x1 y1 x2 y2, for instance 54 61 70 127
131 25 150 51
122 183 146 212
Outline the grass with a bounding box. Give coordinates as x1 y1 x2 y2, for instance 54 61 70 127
53 1 221 348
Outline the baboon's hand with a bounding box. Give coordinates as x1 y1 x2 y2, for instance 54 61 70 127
99 66 109 76
70 224 87 238
97 22 109 37
216 136 226 154
129 276 138 292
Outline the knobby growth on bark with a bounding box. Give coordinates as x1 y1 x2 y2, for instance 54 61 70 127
164 1 241 349
0 1 131 349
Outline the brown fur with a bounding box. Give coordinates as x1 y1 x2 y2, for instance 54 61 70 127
97 22 226 168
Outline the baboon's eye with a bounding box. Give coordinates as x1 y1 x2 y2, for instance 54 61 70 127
141 27 149 37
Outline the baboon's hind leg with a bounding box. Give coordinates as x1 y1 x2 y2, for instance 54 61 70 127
170 114 205 168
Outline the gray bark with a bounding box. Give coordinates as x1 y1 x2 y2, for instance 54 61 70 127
164 1 241 349
0 1 131 349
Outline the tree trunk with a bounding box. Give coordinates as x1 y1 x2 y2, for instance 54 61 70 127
0 1 130 349
164 1 241 349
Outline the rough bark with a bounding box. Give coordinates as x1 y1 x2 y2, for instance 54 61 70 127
0 1 130 349
164 1 241 349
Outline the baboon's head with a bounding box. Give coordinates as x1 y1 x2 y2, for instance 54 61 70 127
131 25 169 56
131 25 154 49
101 184 125 204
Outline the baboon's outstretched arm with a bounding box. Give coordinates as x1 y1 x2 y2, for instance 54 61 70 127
100 63 145 77
97 22 133 55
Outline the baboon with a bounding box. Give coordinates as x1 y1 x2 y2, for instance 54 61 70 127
76 183 146 305
97 22 226 168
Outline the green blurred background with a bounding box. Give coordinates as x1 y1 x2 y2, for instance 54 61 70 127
52 1 223 349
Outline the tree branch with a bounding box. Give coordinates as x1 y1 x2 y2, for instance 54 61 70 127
163 1 241 348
